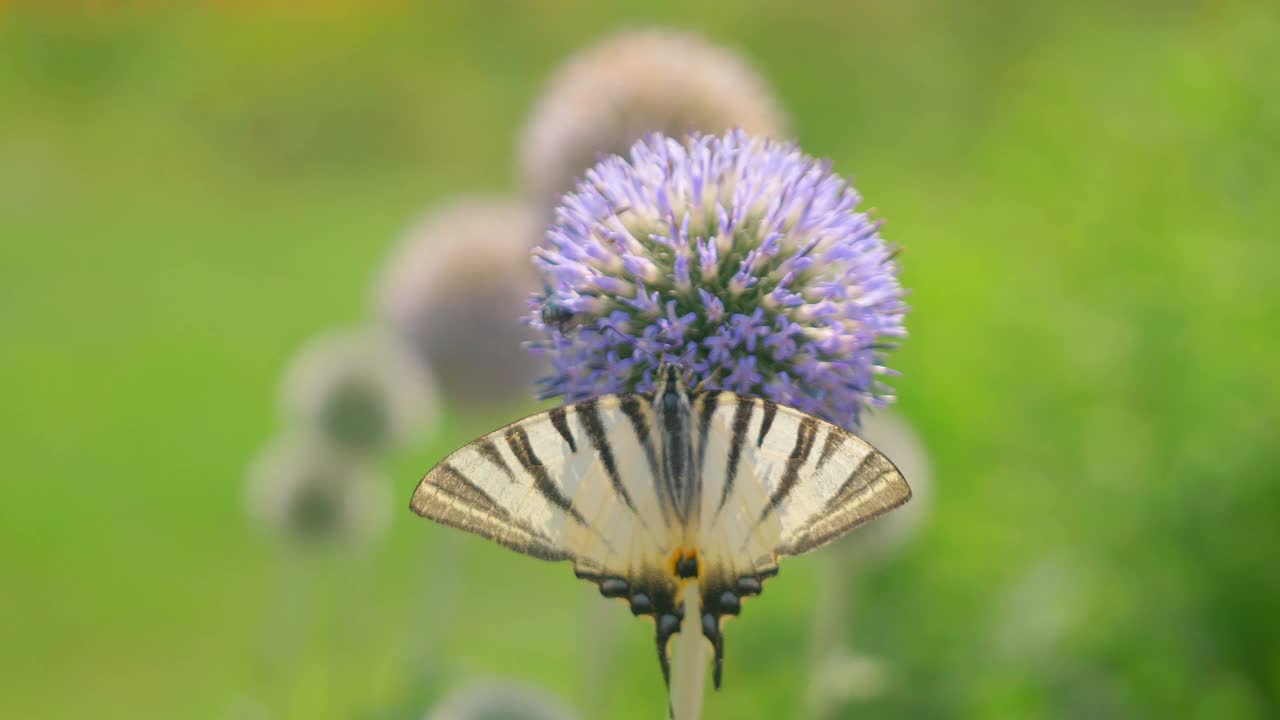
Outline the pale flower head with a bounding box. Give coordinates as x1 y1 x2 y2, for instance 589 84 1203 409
374 197 545 409
424 681 581 720
520 28 788 207
245 433 390 546
279 327 437 454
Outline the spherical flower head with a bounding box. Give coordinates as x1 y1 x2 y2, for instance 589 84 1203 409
528 131 907 429
424 681 581 720
520 28 787 208
375 197 546 409
280 328 437 454
245 433 390 547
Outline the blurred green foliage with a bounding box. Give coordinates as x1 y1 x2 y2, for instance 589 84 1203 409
1 2 1278 719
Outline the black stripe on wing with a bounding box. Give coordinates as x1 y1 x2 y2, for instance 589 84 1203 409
716 395 755 516
414 463 567 561
578 398 641 514
548 406 577 452
756 398 778 448
757 416 819 523
814 429 846 472
781 444 911 556
695 391 720 480
504 425 589 527
476 439 515 480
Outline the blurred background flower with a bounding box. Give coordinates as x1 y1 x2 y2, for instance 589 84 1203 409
806 649 890 716
374 197 545 410
423 681 581 720
6 5 1280 720
245 432 391 547
847 410 933 559
279 327 438 455
529 130 906 428
805 410 932 719
519 28 788 210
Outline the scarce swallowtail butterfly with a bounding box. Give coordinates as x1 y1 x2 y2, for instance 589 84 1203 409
410 364 911 690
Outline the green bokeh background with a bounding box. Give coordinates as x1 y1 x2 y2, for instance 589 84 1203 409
3 2 1278 719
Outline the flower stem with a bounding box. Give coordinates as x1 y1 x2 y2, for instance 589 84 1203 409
669 584 707 720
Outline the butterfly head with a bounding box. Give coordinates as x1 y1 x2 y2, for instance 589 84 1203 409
653 362 696 408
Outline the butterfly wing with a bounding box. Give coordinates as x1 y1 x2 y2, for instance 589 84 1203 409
691 391 912 685
411 389 911 693
410 395 693 652
695 391 911 558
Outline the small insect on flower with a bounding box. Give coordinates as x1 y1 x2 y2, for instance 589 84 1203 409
536 284 586 334
410 132 911 719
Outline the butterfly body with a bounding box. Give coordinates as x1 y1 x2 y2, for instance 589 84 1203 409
410 365 910 690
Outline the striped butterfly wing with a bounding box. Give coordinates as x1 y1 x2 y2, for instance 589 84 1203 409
410 393 679 605
696 391 912 562
411 387 911 693
692 392 911 685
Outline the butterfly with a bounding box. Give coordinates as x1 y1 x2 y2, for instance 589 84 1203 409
410 364 911 689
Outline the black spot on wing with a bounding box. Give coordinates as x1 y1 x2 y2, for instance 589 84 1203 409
758 416 819 523
548 406 577 452
579 398 640 514
700 565 779 689
504 425 589 527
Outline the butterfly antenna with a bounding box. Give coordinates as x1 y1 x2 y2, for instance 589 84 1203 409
676 341 698 366
691 364 724 395
599 322 647 359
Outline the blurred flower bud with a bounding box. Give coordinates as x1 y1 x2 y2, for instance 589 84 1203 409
991 556 1083 664
374 197 545 409
808 648 890 713
520 28 788 207
279 327 438 454
245 433 391 546
424 681 581 720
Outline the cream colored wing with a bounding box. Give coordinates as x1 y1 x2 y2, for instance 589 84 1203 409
695 391 911 559
411 394 676 574
412 393 708 687
690 391 911 686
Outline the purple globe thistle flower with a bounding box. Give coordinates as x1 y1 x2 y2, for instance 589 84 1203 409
527 130 907 429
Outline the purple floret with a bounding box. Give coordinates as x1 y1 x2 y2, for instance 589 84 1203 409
527 130 907 429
